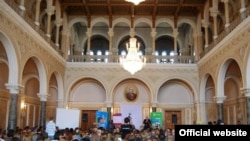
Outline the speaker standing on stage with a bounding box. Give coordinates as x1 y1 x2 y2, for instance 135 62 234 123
143 116 152 131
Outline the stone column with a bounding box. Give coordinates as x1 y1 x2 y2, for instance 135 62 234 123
106 101 112 121
240 88 250 124
86 28 92 53
172 28 179 63
37 93 49 127
151 28 157 53
210 8 219 39
151 101 157 112
108 28 114 53
172 28 178 54
240 0 246 20
222 0 230 28
19 0 25 17
214 96 226 123
61 29 70 59
202 21 210 48
192 32 200 61
5 84 23 131
34 0 42 26
45 6 55 38
54 19 63 48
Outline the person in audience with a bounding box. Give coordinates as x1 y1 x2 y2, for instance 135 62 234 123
89 127 101 141
107 119 115 133
54 126 62 140
72 128 82 141
36 126 48 141
45 117 56 140
60 128 73 141
0 129 5 141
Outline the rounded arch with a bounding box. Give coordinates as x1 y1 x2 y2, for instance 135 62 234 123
177 18 196 31
21 55 48 97
91 17 109 28
246 52 250 88
155 18 174 29
216 58 241 98
117 35 146 55
68 18 88 29
199 73 215 102
67 77 106 103
157 78 194 103
112 17 130 28
134 17 152 28
65 75 108 103
49 71 64 103
112 78 151 102
199 73 216 122
110 76 153 102
156 76 198 103
0 32 19 85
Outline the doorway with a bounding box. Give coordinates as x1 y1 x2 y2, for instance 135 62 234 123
165 111 181 129
81 110 97 131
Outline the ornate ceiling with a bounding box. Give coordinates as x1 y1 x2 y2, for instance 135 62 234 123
60 0 207 27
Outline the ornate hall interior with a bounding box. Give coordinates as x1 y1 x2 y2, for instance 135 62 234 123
0 0 250 132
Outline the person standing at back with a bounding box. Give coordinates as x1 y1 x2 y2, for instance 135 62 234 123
120 117 133 139
46 117 56 140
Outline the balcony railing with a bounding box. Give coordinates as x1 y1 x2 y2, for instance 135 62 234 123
68 55 195 64
200 5 250 58
4 0 250 62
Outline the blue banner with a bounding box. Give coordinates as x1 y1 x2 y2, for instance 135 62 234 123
96 111 108 129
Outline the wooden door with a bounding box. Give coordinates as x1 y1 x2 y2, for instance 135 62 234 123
81 110 97 131
165 111 181 129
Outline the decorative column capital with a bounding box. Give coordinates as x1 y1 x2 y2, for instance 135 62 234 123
105 101 113 107
209 7 219 17
172 29 179 37
37 93 49 101
213 96 226 103
45 6 55 15
54 18 63 26
108 29 114 37
5 83 24 94
151 29 157 37
240 88 250 97
151 101 158 107
86 28 92 37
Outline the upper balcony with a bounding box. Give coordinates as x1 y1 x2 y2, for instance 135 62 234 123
3 0 250 65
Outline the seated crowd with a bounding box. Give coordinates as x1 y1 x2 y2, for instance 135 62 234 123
0 120 175 141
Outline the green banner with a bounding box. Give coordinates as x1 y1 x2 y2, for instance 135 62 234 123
150 112 163 127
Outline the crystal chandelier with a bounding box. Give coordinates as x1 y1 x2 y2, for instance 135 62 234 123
120 37 146 75
125 0 145 5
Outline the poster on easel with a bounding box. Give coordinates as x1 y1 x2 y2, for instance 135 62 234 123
96 111 108 129
113 113 122 126
150 112 163 128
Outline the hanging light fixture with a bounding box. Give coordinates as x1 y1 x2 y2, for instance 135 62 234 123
125 0 145 5
120 37 146 75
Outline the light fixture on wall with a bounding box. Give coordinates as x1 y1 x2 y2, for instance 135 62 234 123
125 0 145 5
120 37 146 75
21 102 26 118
